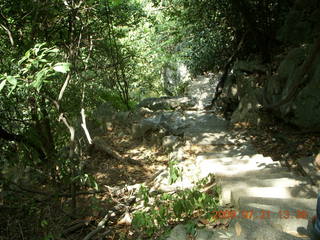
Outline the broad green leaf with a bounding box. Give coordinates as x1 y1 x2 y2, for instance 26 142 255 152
31 59 39 68
32 68 49 91
53 63 71 73
34 43 46 55
43 48 59 54
0 79 6 92
7 76 17 87
18 50 31 65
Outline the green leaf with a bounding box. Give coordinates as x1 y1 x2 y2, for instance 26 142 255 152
0 79 6 92
43 48 59 54
34 43 46 55
7 76 17 87
32 68 49 91
41 220 48 228
53 63 71 73
18 50 31 65
110 0 122 6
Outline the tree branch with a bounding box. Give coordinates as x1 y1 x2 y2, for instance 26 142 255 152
0 23 14 46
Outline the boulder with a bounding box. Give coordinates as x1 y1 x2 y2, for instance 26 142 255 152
230 89 270 126
132 111 190 139
264 43 320 130
233 60 267 75
137 97 196 111
218 63 265 122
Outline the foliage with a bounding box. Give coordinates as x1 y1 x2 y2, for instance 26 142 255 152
0 0 313 238
168 160 182 184
0 43 69 93
132 175 219 237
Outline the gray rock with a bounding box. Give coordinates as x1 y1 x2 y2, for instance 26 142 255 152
132 111 190 139
230 89 273 127
186 74 219 109
137 96 196 111
163 135 180 150
233 60 267 75
132 114 162 139
264 43 320 130
166 224 188 240
227 218 305 240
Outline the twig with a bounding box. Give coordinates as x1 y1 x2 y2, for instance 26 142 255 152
82 213 110 240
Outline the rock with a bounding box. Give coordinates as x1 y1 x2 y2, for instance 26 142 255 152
132 111 190 139
137 96 196 111
137 97 172 111
131 114 162 139
162 135 180 150
166 224 188 240
217 62 266 120
264 43 320 130
227 218 303 240
233 60 267 75
186 73 219 109
230 89 272 127
113 111 131 126
168 147 184 161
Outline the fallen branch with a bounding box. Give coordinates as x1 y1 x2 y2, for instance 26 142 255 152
91 137 125 161
83 213 110 240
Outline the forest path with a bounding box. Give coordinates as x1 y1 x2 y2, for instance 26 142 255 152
162 74 318 240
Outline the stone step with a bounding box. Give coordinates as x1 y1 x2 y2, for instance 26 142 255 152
185 143 254 154
230 186 317 209
197 151 276 164
220 176 313 204
166 220 307 240
236 197 317 238
238 196 316 214
227 217 309 239
184 131 236 145
195 153 282 178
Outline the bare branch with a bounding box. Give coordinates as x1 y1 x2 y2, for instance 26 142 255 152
58 72 71 101
80 108 92 144
0 23 14 46
58 113 75 142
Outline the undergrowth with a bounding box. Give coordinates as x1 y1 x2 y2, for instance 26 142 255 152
132 174 220 239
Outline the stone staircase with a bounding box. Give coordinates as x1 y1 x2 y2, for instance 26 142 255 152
164 76 318 240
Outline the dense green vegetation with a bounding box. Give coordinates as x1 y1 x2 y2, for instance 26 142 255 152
1 0 319 239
